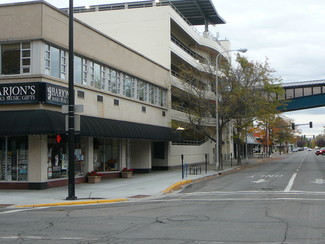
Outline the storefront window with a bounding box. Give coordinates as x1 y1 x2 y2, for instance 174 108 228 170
47 135 68 179
0 136 28 181
93 138 120 172
47 135 86 179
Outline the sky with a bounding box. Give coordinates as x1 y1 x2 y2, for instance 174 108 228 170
1 0 325 137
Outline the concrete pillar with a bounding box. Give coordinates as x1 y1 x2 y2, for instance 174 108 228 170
28 135 48 182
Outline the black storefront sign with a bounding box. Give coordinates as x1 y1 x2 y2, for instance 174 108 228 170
0 82 40 104
0 82 68 105
45 83 69 105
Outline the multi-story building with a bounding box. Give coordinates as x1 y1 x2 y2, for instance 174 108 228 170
72 0 233 168
0 0 233 189
0 1 174 189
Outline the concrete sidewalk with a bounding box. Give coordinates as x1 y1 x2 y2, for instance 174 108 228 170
0 153 287 208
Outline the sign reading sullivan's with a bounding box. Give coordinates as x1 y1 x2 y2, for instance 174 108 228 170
0 82 68 105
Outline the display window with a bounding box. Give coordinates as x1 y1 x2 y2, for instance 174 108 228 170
47 135 86 179
0 136 28 181
93 138 120 172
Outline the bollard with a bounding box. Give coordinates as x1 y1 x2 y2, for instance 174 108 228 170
205 154 208 174
181 154 184 179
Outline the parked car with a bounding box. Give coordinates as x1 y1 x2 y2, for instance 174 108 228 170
315 148 325 155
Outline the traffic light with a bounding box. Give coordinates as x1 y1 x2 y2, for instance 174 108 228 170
291 123 295 130
309 121 313 128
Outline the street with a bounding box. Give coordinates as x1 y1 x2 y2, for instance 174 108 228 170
1 151 325 243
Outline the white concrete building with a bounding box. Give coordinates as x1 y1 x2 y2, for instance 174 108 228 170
72 0 233 169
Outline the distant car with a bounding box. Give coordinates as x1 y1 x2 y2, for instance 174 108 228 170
307 148 312 151
292 148 299 152
315 148 325 155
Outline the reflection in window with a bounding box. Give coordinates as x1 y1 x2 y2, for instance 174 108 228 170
149 84 154 104
50 46 60 78
94 63 101 89
110 70 120 94
123 75 134 98
74 56 82 84
82 59 88 85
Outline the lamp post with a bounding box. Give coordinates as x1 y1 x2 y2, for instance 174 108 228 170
215 48 247 171
66 0 77 200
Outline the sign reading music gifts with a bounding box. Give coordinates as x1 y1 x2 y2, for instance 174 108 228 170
0 82 69 105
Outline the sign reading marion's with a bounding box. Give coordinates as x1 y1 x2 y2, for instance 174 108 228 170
0 82 69 105
0 83 40 103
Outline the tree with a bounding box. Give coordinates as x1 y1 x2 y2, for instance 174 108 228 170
172 54 286 165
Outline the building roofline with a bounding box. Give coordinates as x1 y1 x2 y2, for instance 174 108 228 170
61 0 226 26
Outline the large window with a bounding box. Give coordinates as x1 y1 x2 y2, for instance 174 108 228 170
74 56 82 84
93 138 120 172
0 136 28 181
123 75 134 98
43 43 167 107
1 42 31 75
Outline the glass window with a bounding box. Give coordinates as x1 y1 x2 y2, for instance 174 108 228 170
1 43 21 75
82 59 88 85
303 87 312 96
45 44 50 75
313 86 321 95
285 89 294 99
149 84 155 104
74 56 82 84
110 70 120 94
0 136 28 181
295 88 303 97
93 138 120 172
123 75 134 98
101 66 106 90
138 80 145 101
21 42 31 74
60 50 66 79
50 46 60 78
94 63 101 89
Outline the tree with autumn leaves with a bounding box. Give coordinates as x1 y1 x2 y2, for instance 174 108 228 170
172 54 286 165
252 115 297 155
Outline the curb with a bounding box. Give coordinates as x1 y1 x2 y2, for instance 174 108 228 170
15 198 129 208
162 179 193 194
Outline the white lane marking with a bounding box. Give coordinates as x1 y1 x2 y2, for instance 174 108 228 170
283 153 307 192
0 207 49 215
284 173 297 192
311 179 325 184
0 236 83 240
252 179 266 183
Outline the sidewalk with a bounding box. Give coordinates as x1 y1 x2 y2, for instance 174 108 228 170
0 153 286 208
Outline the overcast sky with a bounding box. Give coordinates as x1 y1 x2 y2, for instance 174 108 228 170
1 0 325 137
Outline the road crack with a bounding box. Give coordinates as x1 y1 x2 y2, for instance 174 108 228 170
265 206 288 243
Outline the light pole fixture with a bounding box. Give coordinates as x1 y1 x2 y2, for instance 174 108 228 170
66 0 77 200
215 48 247 171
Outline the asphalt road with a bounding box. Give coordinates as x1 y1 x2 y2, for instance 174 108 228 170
1 151 325 244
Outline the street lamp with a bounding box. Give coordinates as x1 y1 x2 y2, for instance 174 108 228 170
67 0 77 200
215 48 247 171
